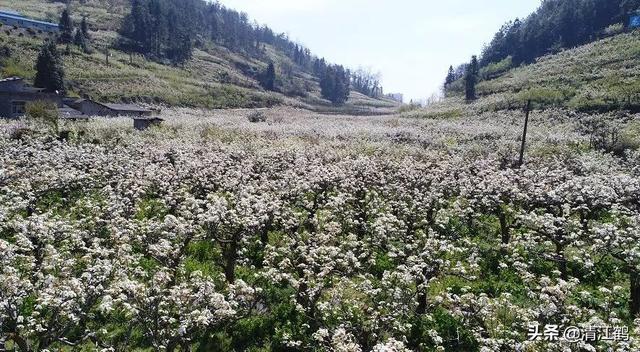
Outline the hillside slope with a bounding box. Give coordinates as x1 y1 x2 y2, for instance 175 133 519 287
440 31 640 113
0 0 398 113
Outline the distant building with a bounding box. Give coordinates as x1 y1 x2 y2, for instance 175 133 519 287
0 77 63 118
58 105 88 121
386 93 404 104
69 99 154 117
0 76 156 120
630 13 640 28
101 103 154 117
0 9 59 33
134 117 164 131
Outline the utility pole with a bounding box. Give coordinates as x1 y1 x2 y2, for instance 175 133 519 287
518 100 532 167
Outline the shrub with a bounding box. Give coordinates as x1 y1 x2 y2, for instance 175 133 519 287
615 121 640 155
0 45 11 59
479 56 513 81
282 79 308 98
603 23 624 36
568 93 608 111
398 103 421 114
8 126 32 140
26 100 59 133
515 86 573 108
576 115 640 155
445 78 465 97
247 110 266 123
602 77 640 108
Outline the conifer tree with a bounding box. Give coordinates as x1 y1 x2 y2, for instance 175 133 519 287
129 0 150 52
58 8 74 44
261 62 276 91
80 16 90 39
445 65 456 88
465 56 479 101
166 8 193 64
321 65 336 102
314 58 326 77
321 65 350 105
333 65 350 105
116 0 368 90
74 29 87 52
148 0 166 57
34 41 66 94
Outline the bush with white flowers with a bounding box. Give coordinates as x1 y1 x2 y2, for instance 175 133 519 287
0 107 638 351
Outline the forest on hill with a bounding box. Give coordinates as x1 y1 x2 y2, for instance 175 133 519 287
118 0 381 104
481 0 640 67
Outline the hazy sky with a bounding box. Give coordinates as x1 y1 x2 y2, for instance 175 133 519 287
219 0 541 101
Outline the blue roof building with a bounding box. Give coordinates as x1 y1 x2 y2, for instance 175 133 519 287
0 9 23 17
631 15 640 29
0 9 59 33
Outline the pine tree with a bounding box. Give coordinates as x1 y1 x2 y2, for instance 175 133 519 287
74 29 87 52
320 65 336 102
130 0 150 52
167 35 192 64
261 62 276 91
116 0 368 89
333 65 350 105
80 16 90 39
293 45 300 65
58 8 74 44
465 56 479 101
148 0 166 57
314 58 326 77
34 41 66 94
321 65 350 105
444 65 456 88
166 8 193 64
125 0 196 63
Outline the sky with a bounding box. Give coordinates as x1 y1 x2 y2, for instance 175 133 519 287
219 0 542 102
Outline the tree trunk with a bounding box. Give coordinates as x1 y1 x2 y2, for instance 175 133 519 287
296 281 318 330
416 268 430 315
8 333 30 352
498 210 510 245
224 241 238 284
631 271 640 318
416 284 427 315
427 209 435 227
260 216 273 247
260 227 269 247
